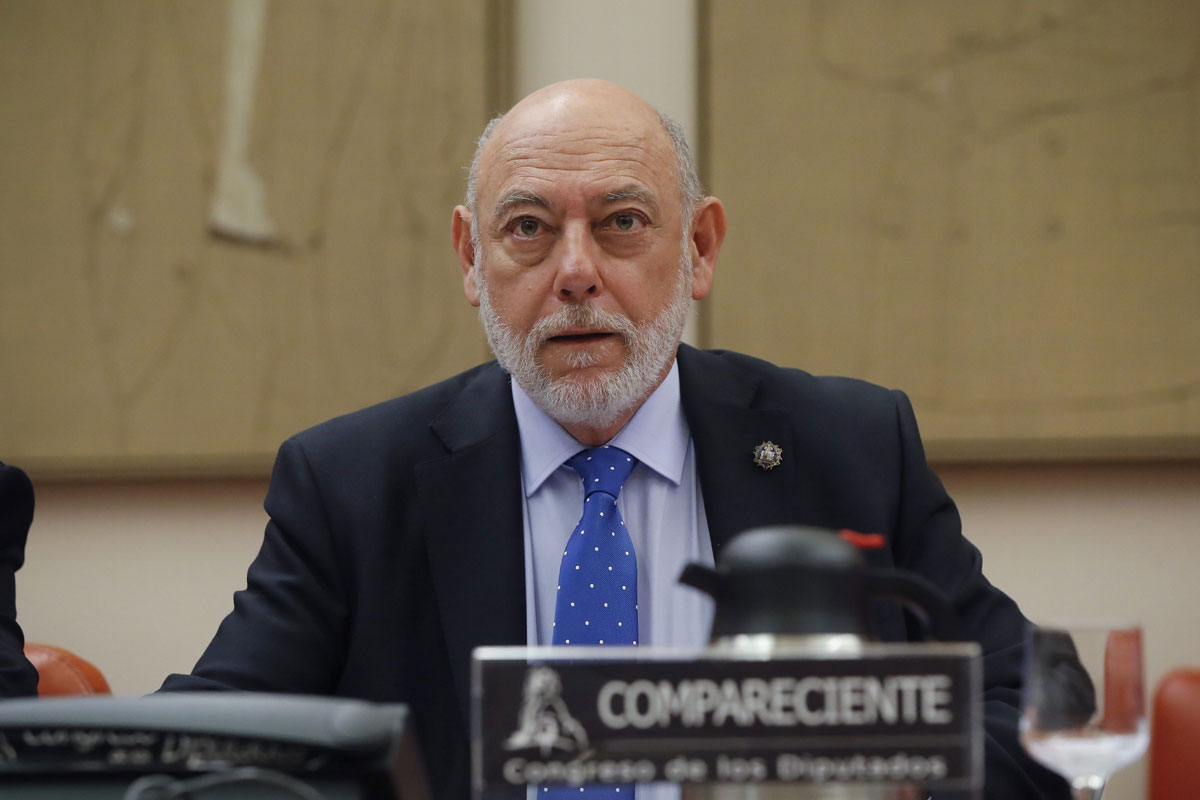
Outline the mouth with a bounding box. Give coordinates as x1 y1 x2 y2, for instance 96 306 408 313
546 330 616 344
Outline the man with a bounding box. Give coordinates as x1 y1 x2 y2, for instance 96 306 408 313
163 80 1064 799
1 461 39 697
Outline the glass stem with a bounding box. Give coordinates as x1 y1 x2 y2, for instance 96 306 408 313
1071 776 1105 800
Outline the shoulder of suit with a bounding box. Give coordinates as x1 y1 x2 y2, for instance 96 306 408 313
282 361 506 455
0 462 33 507
686 346 900 409
0 461 34 549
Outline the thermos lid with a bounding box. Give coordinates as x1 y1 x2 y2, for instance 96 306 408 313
680 525 876 640
718 524 864 574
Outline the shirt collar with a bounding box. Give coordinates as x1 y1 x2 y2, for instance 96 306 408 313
513 359 689 496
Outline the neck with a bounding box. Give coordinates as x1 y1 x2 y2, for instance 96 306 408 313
557 410 638 447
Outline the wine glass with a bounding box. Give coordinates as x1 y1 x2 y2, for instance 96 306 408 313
1020 623 1148 800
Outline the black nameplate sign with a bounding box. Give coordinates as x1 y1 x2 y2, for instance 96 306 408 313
472 644 981 794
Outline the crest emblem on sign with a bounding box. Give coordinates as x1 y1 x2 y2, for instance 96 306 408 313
503 667 589 757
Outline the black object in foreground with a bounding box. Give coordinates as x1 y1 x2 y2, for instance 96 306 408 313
0 693 429 800
679 525 958 642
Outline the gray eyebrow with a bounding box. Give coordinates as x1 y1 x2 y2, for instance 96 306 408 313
603 186 661 216
490 185 662 222
492 190 552 220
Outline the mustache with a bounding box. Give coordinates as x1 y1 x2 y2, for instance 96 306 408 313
528 304 638 346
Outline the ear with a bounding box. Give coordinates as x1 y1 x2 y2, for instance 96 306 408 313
687 196 726 300
451 205 480 307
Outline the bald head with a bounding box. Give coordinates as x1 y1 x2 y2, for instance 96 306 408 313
504 79 663 137
465 80 702 240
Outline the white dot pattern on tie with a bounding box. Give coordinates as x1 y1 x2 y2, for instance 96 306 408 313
547 445 639 800
552 445 639 647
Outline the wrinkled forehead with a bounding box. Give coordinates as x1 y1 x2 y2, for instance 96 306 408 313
476 99 681 216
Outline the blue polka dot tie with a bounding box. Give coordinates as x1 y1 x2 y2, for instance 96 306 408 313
548 446 637 800
553 445 639 647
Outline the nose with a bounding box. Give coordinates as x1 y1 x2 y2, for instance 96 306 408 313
551 222 601 302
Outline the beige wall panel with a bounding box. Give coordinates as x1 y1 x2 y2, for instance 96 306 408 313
705 0 1200 460
0 0 491 476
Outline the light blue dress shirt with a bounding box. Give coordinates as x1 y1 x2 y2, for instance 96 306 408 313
512 360 716 650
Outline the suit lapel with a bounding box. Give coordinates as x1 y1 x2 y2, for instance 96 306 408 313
415 364 525 728
678 346 811 554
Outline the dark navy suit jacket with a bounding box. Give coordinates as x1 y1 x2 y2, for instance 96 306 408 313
0 461 39 698
161 346 1065 800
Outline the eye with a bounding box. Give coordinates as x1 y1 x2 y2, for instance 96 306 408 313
609 212 645 232
514 218 542 237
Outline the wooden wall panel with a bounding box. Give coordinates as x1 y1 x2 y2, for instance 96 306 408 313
704 0 1200 460
0 0 492 476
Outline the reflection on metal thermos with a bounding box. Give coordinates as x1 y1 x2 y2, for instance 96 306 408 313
677 525 957 800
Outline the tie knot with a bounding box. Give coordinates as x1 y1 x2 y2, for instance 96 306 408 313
568 446 637 498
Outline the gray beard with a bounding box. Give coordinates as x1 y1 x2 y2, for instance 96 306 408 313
475 257 693 432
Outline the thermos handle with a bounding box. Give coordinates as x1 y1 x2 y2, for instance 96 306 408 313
678 563 721 598
867 569 958 641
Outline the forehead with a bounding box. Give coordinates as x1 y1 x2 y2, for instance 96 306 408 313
478 114 680 215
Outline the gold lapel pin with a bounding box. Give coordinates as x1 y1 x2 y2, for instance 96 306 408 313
753 441 783 470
